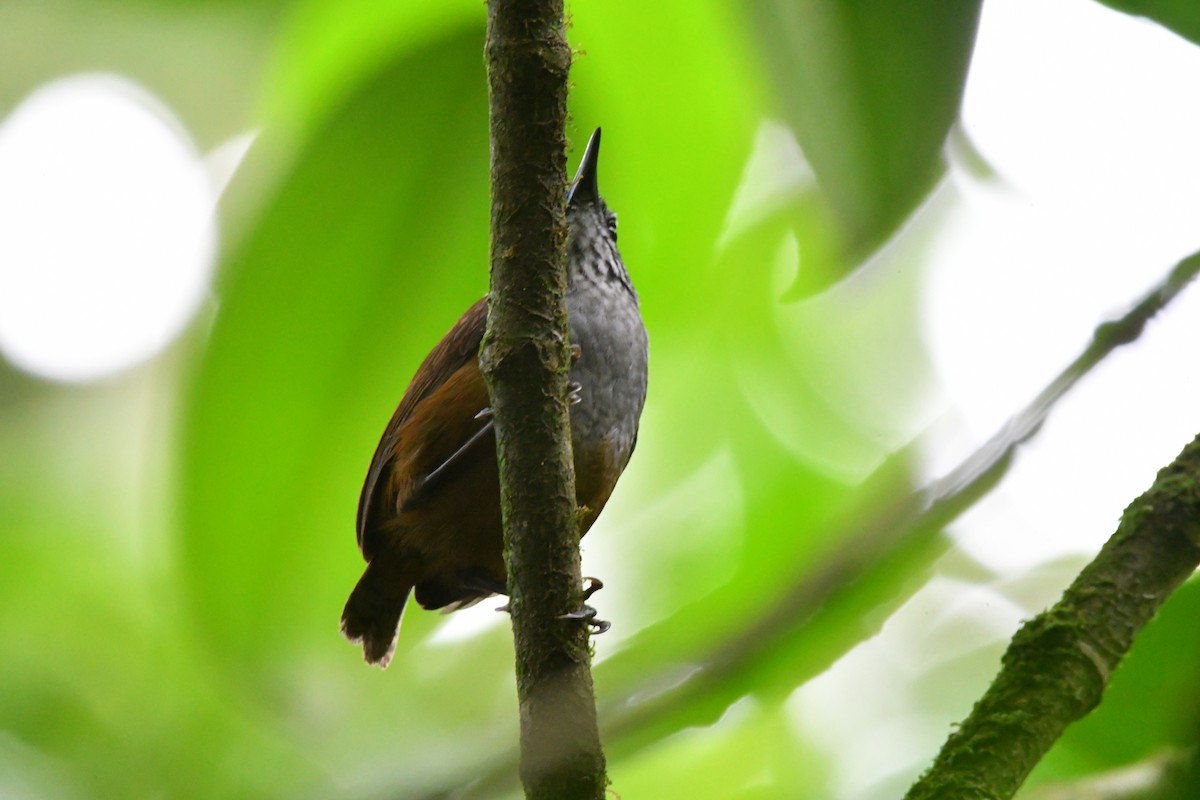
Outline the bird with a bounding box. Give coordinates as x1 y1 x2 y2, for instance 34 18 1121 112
341 128 648 668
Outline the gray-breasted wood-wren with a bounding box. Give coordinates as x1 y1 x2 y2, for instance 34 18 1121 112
341 129 649 667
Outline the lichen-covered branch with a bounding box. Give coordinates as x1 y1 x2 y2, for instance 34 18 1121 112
480 2 607 799
905 434 1200 800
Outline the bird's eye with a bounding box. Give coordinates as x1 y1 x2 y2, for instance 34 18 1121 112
605 210 618 242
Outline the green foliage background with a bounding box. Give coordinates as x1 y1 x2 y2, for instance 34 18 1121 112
2 1 1199 798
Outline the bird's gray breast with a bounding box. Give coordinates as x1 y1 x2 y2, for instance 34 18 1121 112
566 281 648 462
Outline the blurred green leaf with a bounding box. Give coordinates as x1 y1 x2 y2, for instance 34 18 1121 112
1099 0 1200 46
263 0 482 139
590 177 944 767
181 23 492 667
0 374 323 799
742 0 982 293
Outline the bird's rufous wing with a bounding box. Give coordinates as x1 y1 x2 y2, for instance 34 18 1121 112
356 297 491 556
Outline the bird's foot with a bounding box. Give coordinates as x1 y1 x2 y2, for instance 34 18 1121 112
568 381 582 406
581 576 604 601
558 604 611 635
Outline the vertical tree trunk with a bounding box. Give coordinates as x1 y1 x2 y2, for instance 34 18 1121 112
481 2 608 798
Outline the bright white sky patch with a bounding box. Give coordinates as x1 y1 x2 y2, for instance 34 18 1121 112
922 0 1200 569
0 74 217 382
794 4 1200 796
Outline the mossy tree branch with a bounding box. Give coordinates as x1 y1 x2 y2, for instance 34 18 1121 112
480 2 607 799
905 434 1200 800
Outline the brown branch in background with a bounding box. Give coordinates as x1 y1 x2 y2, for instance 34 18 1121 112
904 433 1200 800
481 2 607 799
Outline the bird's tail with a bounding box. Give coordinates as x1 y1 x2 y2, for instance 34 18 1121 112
340 557 411 669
